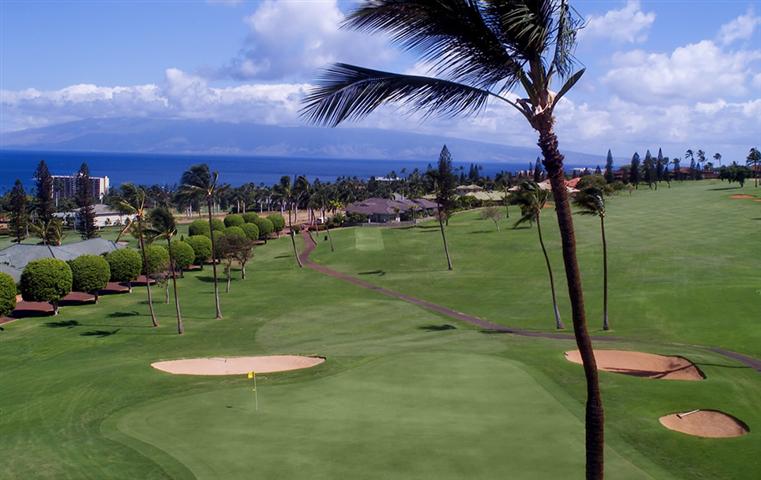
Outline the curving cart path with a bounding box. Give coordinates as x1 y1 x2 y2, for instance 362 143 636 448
299 231 761 374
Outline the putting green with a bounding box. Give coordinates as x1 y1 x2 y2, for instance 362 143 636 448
355 227 385 251
114 353 653 479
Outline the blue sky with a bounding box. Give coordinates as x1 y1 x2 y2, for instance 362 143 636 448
1 0 760 160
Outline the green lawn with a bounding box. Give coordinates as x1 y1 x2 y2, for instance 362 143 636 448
0 181 759 479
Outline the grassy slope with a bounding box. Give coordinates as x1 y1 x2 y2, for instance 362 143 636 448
310 181 761 357
0 182 758 479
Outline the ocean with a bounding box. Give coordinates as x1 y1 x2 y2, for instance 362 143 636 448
0 149 547 193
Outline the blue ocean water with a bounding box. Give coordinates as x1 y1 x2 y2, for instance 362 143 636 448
0 150 539 193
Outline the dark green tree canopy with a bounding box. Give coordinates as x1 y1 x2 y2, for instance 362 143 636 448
170 240 195 270
20 258 73 303
69 254 111 294
0 272 17 317
106 248 143 282
187 235 213 265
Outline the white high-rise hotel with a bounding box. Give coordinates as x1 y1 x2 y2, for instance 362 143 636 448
52 174 110 205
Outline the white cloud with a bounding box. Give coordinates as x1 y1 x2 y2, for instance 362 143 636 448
220 0 393 81
603 40 761 103
718 8 761 45
582 0 655 43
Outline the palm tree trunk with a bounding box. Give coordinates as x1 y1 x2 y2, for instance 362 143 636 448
225 263 231 293
326 225 335 252
207 197 223 319
437 206 453 271
289 206 303 268
137 220 159 327
601 215 609 331
166 238 183 335
536 215 563 329
538 122 604 480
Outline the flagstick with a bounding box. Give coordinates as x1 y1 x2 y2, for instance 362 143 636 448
254 374 258 411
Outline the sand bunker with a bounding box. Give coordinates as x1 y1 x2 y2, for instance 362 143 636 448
564 350 704 380
659 410 749 438
151 355 325 376
730 194 755 199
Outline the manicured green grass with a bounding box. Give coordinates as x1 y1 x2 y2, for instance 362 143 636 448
311 181 761 357
0 181 759 479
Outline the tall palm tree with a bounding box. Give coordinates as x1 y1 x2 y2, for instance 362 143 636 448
115 183 159 327
273 175 304 267
300 3 604 476
747 147 761 188
513 181 564 330
574 187 609 331
147 208 183 334
179 164 225 319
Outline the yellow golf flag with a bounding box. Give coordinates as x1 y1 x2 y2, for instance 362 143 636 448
247 371 255 379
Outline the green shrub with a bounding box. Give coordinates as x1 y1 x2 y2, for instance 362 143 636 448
144 244 169 275
240 223 260 241
68 254 110 294
224 214 244 227
170 240 195 270
224 226 246 240
0 272 17 316
186 235 212 265
211 218 225 232
212 230 225 260
106 248 142 282
255 217 274 239
188 219 210 237
329 212 345 227
346 212 368 224
20 258 72 306
268 213 285 233
242 212 259 223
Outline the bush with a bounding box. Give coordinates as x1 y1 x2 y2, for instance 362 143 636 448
346 212 368 224
224 226 246 240
170 240 195 270
187 235 212 265
188 219 210 237
20 258 72 306
212 230 225 260
240 222 260 241
328 212 345 228
268 213 285 233
253 217 274 240
68 254 110 294
0 272 17 317
106 248 142 282
242 212 259 223
224 214 244 227
211 218 225 232
144 244 169 275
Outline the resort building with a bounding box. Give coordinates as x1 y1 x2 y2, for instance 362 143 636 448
55 204 133 229
346 197 437 223
53 174 110 205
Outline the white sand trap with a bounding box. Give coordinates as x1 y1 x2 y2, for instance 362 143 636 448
151 355 325 376
564 350 704 380
659 410 749 438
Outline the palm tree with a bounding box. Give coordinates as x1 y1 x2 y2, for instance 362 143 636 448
300 3 604 476
574 187 609 331
114 184 159 327
747 147 761 188
273 175 304 267
513 182 564 330
179 164 225 319
147 208 183 334
713 152 722 167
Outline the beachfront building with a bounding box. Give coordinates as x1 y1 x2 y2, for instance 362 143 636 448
346 197 437 223
0 238 122 282
53 174 110 205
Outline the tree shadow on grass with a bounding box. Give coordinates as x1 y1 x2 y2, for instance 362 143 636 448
708 186 741 191
44 320 80 328
358 270 386 276
419 324 457 332
196 275 238 283
108 311 140 318
469 230 497 234
80 329 120 338
274 254 292 259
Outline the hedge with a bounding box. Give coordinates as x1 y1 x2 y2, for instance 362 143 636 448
68 254 110 294
188 219 211 237
187 235 212 265
240 223 260 241
255 217 275 240
0 272 17 316
224 214 244 227
144 244 169 275
242 212 259 223
224 226 246 241
170 240 195 271
268 213 285 233
106 248 143 282
20 258 72 306
211 218 225 232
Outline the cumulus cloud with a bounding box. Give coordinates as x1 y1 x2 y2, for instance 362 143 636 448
0 69 309 132
582 0 655 43
718 8 761 45
219 0 394 81
603 40 761 103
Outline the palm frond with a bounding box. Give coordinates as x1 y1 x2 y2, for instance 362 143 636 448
482 0 554 62
346 0 521 89
301 64 491 127
573 187 605 216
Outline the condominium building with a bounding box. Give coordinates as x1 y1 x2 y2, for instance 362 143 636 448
52 174 110 204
